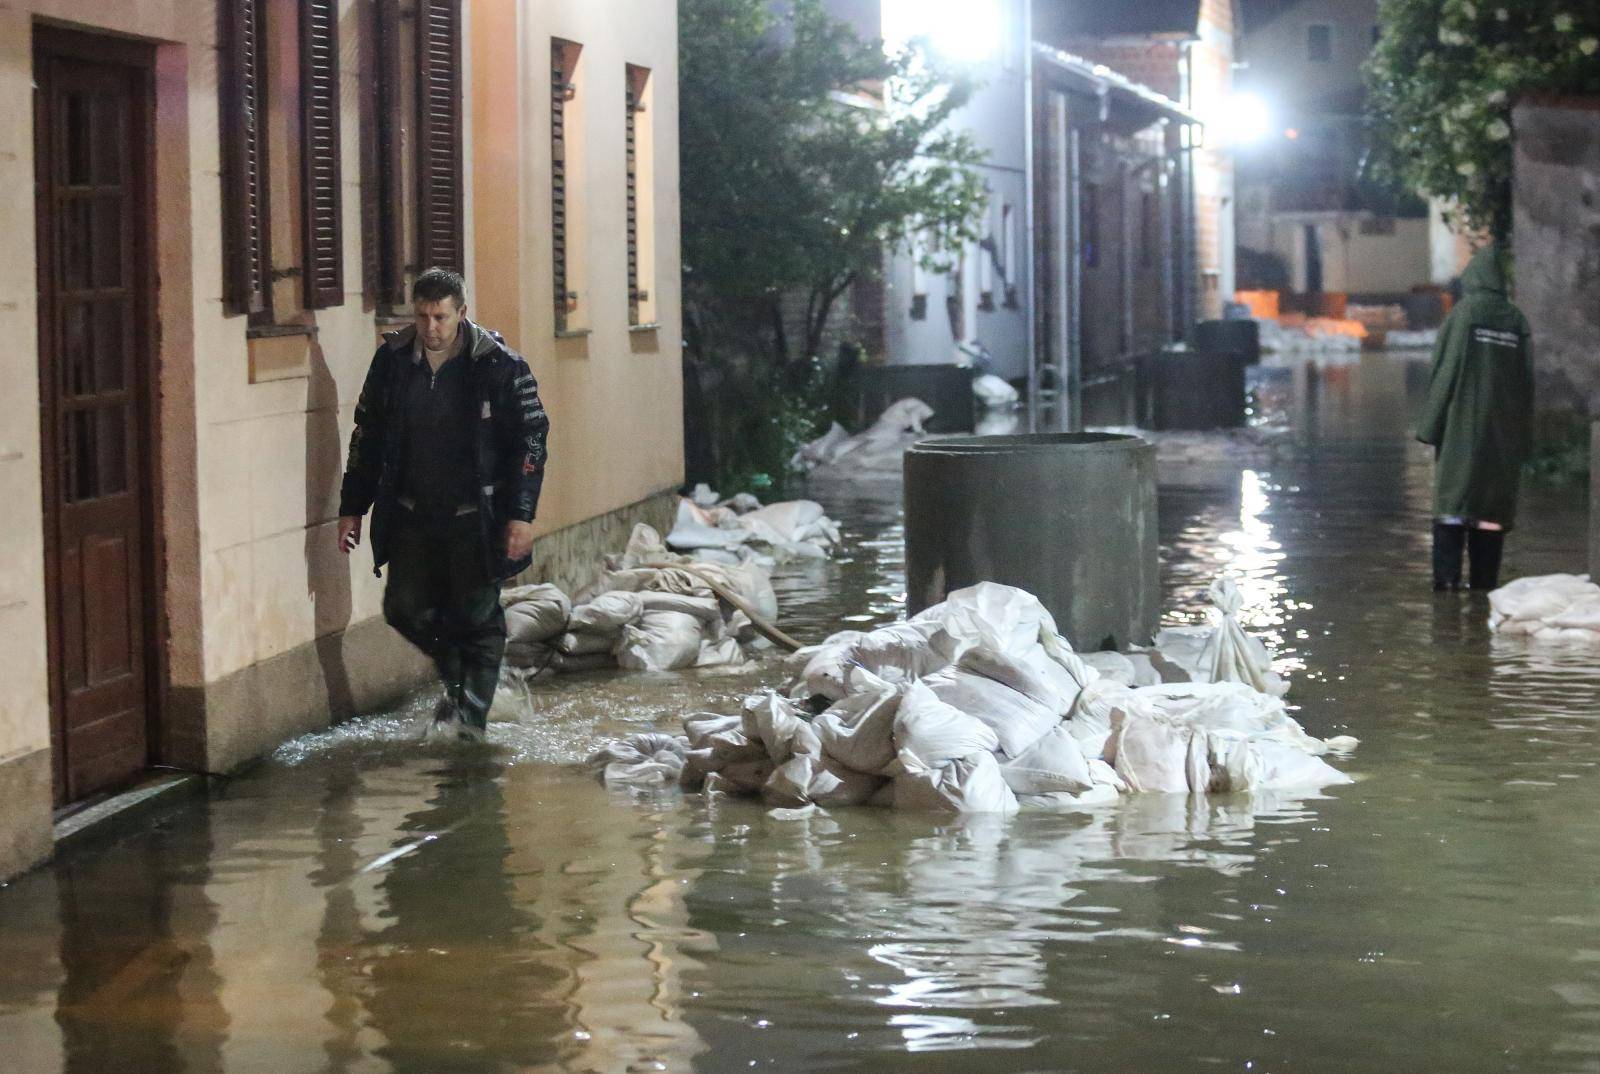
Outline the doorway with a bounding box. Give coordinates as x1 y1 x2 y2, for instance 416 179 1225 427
34 26 160 806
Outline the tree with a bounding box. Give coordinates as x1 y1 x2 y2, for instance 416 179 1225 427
1367 0 1600 240
679 0 987 372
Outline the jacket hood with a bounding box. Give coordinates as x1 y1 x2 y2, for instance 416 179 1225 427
1461 244 1508 295
381 318 501 359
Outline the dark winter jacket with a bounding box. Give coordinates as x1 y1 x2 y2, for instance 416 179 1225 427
1416 244 1534 528
338 319 550 580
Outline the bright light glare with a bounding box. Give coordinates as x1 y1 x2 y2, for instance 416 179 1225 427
882 0 1003 63
1222 91 1273 145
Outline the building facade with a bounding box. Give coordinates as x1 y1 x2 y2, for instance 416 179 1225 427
1 0 683 880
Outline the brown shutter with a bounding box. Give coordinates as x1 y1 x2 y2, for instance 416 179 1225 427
300 0 344 308
552 40 579 332
218 0 272 318
364 0 407 307
625 66 648 326
416 0 464 275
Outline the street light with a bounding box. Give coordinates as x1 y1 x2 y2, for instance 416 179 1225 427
1220 90 1273 146
882 0 1003 63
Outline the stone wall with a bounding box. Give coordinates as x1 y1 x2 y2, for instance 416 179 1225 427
1512 99 1600 418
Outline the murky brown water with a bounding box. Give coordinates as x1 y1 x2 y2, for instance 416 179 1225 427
4 351 1599 1073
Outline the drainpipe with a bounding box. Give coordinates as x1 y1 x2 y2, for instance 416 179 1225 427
1067 124 1083 432
1119 158 1133 357
1022 4 1038 433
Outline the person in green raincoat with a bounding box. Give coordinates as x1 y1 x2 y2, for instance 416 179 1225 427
1416 243 1534 591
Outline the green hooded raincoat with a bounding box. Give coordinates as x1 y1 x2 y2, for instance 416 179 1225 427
1416 245 1534 528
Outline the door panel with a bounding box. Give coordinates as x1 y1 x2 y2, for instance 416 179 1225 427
35 37 155 805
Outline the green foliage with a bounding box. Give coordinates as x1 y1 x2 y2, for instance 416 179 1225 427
1367 0 1600 240
710 358 838 499
679 0 987 364
1523 409 1592 486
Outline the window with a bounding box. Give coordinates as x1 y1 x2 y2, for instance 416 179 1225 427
626 64 657 327
219 0 272 318
1001 201 1018 308
552 38 587 334
363 0 464 312
219 0 344 319
1307 24 1333 63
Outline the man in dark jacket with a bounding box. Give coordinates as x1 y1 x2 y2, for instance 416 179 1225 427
337 268 550 741
1417 243 1533 592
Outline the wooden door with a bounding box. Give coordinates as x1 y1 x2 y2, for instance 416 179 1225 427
35 32 157 805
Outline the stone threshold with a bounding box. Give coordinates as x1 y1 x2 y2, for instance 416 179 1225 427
52 772 204 849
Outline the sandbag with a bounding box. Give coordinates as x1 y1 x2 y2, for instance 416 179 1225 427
569 591 644 635
501 583 572 643
920 648 1064 759
741 692 811 762
685 712 743 748
550 651 616 673
813 679 901 775
588 733 688 786
504 639 558 670
616 610 704 671
638 591 723 623
1490 574 1600 639
893 681 1001 771
998 724 1093 795
893 752 1019 814
913 581 1058 660
1108 711 1192 794
696 636 747 668
556 631 615 656
1197 578 1288 696
1253 739 1354 790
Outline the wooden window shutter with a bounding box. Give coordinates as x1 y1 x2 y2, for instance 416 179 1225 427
625 66 649 326
218 0 272 318
300 0 344 308
363 0 407 307
552 40 579 332
416 0 464 275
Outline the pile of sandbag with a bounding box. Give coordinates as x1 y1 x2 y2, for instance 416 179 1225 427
792 398 934 480
501 523 780 675
665 486 841 561
589 581 1356 813
1489 574 1600 642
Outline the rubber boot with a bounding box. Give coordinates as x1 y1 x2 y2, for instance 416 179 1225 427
456 662 499 743
1432 522 1466 591
1467 529 1505 592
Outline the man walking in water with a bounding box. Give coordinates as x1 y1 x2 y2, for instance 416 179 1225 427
337 268 550 741
1417 243 1533 592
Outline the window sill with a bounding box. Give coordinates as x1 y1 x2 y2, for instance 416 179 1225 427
246 322 317 340
629 322 661 334
555 328 592 340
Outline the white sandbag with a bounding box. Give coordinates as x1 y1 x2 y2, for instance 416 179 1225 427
504 639 557 670
1197 577 1288 696
848 621 948 686
1107 711 1193 793
569 591 644 635
791 422 853 469
696 636 748 668
809 758 888 807
790 631 866 701
1253 739 1354 790
739 500 827 543
588 733 688 786
998 724 1093 795
919 649 1063 759
1079 650 1162 687
685 712 743 749
893 752 1020 814
973 373 1020 407
1489 574 1600 638
813 678 901 775
549 651 616 673
914 581 1058 660
665 498 748 551
893 681 1001 771
690 483 720 507
1017 783 1122 809
741 692 811 762
706 757 776 796
500 583 572 643
1206 730 1262 793
637 591 723 623
615 610 704 671
556 631 614 656
1087 757 1128 792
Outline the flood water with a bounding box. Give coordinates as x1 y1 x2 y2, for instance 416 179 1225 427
3 350 1599 1073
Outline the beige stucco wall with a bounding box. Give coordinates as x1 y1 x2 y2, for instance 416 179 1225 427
0 0 684 792
471 0 685 537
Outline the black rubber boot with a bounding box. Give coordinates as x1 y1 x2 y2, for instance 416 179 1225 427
1432 522 1466 591
1467 528 1505 591
456 662 499 741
